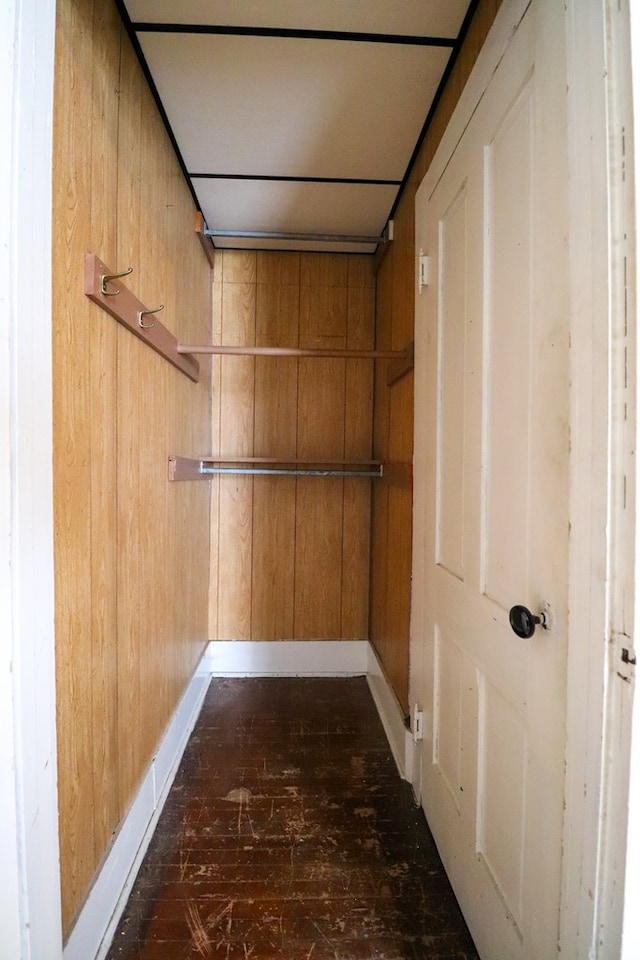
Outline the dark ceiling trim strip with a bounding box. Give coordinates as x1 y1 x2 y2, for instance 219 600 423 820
389 0 481 221
114 0 200 212
189 173 402 186
131 23 457 48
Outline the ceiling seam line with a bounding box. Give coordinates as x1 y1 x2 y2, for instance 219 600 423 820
189 175 403 186
130 24 457 48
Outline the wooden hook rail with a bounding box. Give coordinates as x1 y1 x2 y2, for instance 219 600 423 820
84 253 200 382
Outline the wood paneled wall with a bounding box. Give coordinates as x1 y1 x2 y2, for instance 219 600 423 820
370 0 504 713
52 0 212 935
371 201 415 714
209 251 374 640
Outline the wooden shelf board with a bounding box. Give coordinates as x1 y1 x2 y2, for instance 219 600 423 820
177 344 411 360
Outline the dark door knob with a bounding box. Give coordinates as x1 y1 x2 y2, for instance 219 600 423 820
509 605 546 639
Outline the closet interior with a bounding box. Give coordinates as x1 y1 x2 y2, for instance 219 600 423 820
52 0 498 938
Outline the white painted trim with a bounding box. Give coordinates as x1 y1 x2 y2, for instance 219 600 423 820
366 645 413 783
65 659 211 960
205 639 369 676
561 1 638 956
0 0 61 957
621 1 640 956
559 3 612 955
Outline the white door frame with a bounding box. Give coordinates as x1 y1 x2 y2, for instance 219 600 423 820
621 4 640 956
0 0 62 957
562 1 637 956
410 0 638 956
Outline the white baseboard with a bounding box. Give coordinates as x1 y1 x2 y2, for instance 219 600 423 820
64 657 211 960
366 643 413 781
204 639 369 676
71 639 410 960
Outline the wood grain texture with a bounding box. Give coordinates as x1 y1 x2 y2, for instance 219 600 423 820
217 253 256 639
251 477 296 638
211 252 373 641
88 0 120 872
295 257 347 638
53 0 212 934
251 255 299 638
115 28 144 818
369 0 502 711
294 478 344 638
208 260 223 638
52 0 96 931
342 258 375 637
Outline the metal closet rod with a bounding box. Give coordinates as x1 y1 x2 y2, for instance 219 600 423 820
204 228 382 244
199 465 382 478
177 344 411 359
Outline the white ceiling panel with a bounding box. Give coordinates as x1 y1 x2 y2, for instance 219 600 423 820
193 179 397 236
138 33 450 181
126 0 470 40
120 0 474 251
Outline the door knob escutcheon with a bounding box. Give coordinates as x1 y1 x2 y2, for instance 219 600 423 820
509 605 547 639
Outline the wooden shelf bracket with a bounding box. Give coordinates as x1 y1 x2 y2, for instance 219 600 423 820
195 211 216 271
84 253 200 382
386 341 414 387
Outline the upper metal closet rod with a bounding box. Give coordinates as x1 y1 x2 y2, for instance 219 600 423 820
204 228 382 245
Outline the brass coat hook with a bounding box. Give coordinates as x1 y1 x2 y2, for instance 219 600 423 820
101 266 133 296
138 304 164 329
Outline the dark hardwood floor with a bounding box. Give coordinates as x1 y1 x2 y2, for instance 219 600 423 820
105 677 479 959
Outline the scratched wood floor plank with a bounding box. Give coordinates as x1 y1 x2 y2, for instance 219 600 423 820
105 678 479 960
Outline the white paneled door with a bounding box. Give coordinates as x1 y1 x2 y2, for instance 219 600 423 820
414 1 570 957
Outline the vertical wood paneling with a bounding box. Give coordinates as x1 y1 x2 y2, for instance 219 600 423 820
251 253 299 638
161 94 207 749
342 257 375 637
370 247 393 676
52 0 96 931
88 0 120 866
169 163 212 699
293 479 344 638
137 87 169 770
208 257 223 638
370 0 503 711
217 252 256 638
115 31 144 814
295 255 347 638
212 251 374 642
155 125 176 732
53 0 212 935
